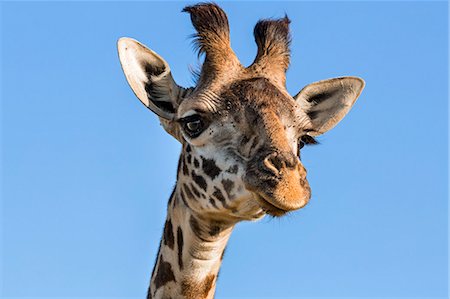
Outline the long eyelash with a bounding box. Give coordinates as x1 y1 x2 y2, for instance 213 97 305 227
301 135 319 145
188 63 202 84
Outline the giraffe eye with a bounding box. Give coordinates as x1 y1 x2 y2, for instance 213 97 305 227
180 114 206 138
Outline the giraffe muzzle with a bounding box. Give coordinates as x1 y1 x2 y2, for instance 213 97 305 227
244 151 311 216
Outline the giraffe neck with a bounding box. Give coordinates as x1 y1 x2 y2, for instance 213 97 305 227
147 186 234 299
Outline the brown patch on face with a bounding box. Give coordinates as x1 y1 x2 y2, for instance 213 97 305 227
202 157 221 179
181 274 216 299
212 187 229 208
163 219 175 250
153 256 176 290
221 179 234 198
191 170 208 191
209 197 218 208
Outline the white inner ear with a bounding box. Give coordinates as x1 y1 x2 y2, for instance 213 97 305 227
117 37 177 120
295 77 365 136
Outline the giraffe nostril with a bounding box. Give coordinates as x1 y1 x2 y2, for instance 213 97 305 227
263 154 281 175
262 152 298 175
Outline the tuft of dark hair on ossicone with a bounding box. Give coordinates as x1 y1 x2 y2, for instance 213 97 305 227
182 3 230 56
252 16 292 70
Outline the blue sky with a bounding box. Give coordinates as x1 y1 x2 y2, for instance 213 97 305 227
1 1 448 298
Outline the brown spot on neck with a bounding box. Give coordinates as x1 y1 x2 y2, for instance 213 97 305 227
177 226 184 270
181 274 216 299
153 256 176 291
163 219 175 250
190 183 202 198
189 215 207 242
182 157 189 176
209 222 225 237
183 183 195 200
194 158 200 168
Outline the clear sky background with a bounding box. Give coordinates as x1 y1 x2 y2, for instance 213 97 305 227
1 1 448 298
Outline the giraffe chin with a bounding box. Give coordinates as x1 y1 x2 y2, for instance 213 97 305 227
246 173 311 217
252 193 288 217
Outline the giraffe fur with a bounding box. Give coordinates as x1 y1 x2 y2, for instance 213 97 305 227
118 3 365 298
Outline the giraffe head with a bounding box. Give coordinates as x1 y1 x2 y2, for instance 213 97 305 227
118 3 364 220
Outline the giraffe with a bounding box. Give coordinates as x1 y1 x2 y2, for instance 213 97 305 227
118 3 364 298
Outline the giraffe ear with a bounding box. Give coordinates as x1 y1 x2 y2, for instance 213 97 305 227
118 37 188 120
294 77 365 136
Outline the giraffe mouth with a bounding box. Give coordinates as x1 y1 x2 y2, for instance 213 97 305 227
252 192 287 217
